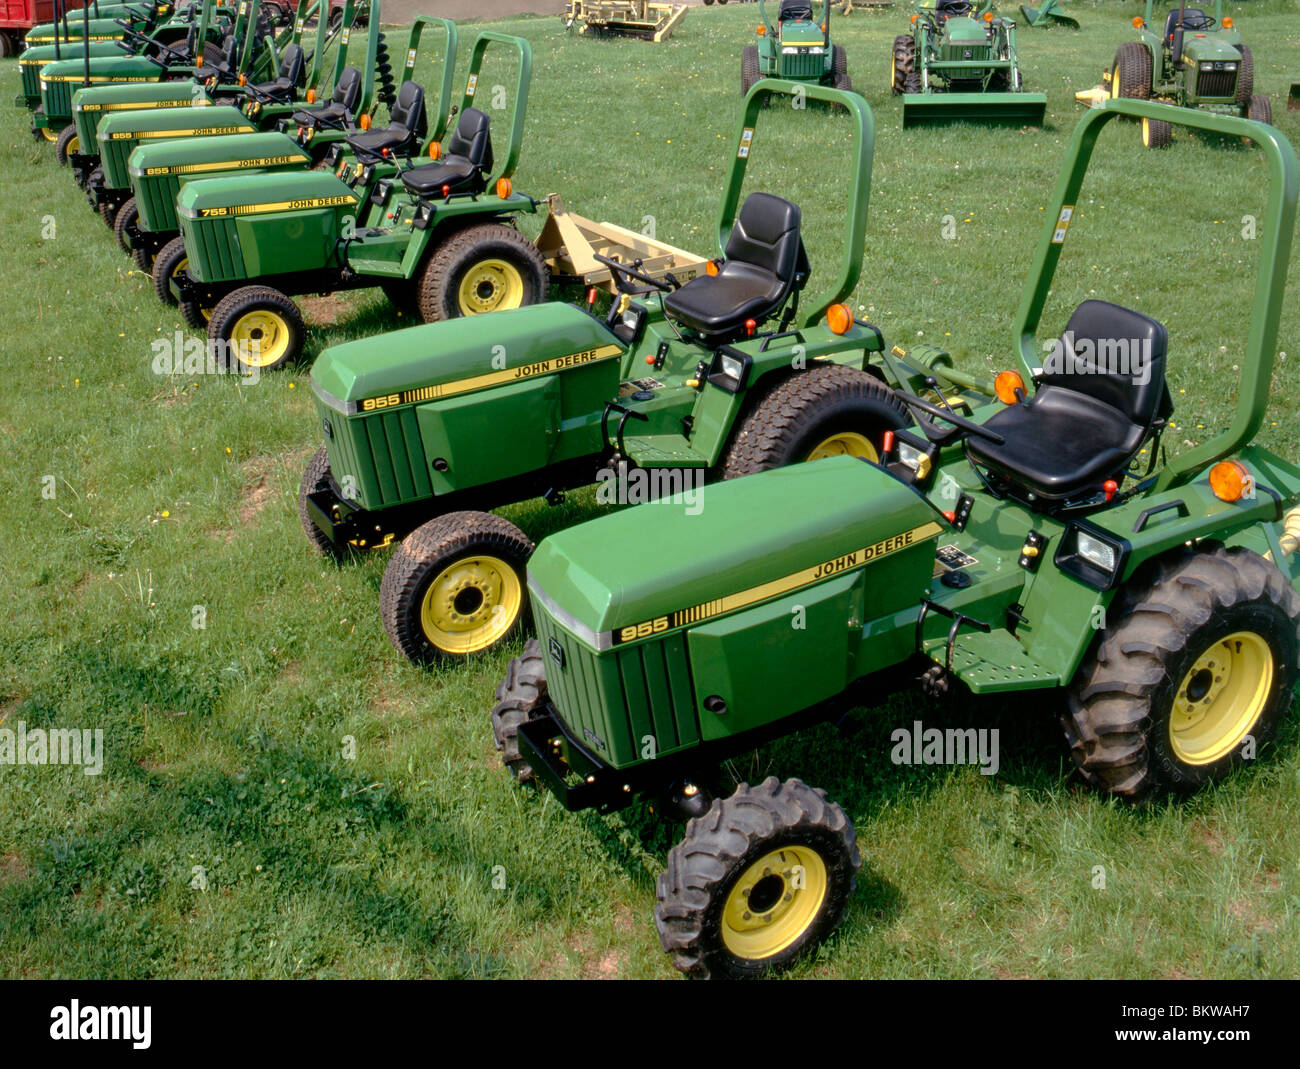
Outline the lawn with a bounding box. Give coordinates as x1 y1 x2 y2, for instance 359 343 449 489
1 0 1299 979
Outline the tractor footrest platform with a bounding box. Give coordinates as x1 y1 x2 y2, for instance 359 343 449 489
926 629 1058 693
623 434 709 468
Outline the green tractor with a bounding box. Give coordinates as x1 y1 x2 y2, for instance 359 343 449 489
490 98 1300 978
163 30 551 366
116 11 452 273
891 0 1045 126
82 0 387 234
60 0 326 186
16 0 230 117
301 81 901 666
27 0 257 142
1100 0 1271 147
740 0 849 95
24 0 174 46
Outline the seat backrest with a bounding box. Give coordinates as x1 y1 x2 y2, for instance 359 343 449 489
446 107 492 171
778 0 813 21
332 65 362 111
724 192 804 288
389 79 426 140
1039 299 1168 426
1163 7 1208 41
278 42 304 85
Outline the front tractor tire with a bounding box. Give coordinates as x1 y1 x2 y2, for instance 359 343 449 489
831 45 850 93
1064 546 1300 800
298 445 348 560
417 223 548 323
656 777 860 979
1141 115 1172 149
153 236 211 327
113 196 139 257
380 511 534 665
721 364 911 478
491 637 548 785
207 286 304 373
741 44 760 95
54 124 79 166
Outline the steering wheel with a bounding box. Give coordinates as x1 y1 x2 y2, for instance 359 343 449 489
594 253 675 294
896 390 1005 446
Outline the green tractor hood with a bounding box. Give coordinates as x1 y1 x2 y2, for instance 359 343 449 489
528 456 942 646
39 54 170 83
312 302 622 410
73 80 212 148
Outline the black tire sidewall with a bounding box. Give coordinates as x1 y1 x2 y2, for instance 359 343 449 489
784 394 910 466
1145 600 1297 791
424 228 547 323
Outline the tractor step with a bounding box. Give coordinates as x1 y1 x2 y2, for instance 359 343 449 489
902 91 1047 128
623 434 710 468
928 628 1059 693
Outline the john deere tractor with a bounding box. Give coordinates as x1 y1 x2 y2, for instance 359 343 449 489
1103 0 1271 147
741 0 848 95
302 82 902 666
116 11 450 273
891 0 1045 126
24 0 174 47
162 31 547 367
489 99 1299 978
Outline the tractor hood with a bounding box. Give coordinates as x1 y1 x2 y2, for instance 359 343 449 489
25 18 129 41
128 130 308 178
943 16 988 44
175 168 359 220
21 43 126 67
73 81 211 113
39 55 168 82
312 302 624 412
1181 34 1242 63
96 104 251 143
528 456 943 646
780 22 825 43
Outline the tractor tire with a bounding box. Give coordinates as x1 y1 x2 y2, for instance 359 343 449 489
113 196 138 256
1063 546 1300 801
1141 115 1172 149
380 511 534 665
720 364 911 479
831 45 850 93
98 197 120 230
890 34 914 96
704 0 714 5
741 44 760 96
54 124 79 166
491 637 548 786
417 223 548 324
1110 41 1151 101
655 777 860 979
207 286 304 373
1246 93 1272 128
1235 44 1254 106
130 240 155 274
153 236 190 307
298 445 349 560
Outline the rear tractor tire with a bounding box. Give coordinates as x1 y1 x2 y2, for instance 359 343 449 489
54 124 79 166
721 364 911 478
1110 41 1152 101
655 777 860 979
890 34 914 96
380 511 534 665
741 44 760 95
207 285 304 374
491 637 548 785
1063 546 1300 800
416 223 548 323
1245 93 1272 136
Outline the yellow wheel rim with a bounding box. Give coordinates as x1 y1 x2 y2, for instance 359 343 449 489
172 254 211 321
891 55 897 88
1111 66 1121 99
1169 631 1273 766
419 554 522 656
456 259 525 316
66 133 79 153
230 308 292 367
806 431 879 463
721 846 828 961
1141 117 1152 147
41 127 59 142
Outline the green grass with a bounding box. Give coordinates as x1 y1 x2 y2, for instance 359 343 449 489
2 1 1300 979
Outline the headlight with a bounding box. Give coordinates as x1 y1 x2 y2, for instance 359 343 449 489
782 46 798 54
707 347 753 394
718 353 745 380
808 46 824 55
1200 62 1213 70
1075 531 1117 573
1054 521 1129 591
1224 62 1237 71
897 440 930 478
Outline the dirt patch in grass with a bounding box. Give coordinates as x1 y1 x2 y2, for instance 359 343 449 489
0 854 29 885
238 456 277 528
299 295 352 328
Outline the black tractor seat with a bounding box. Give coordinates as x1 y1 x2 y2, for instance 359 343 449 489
967 299 1171 505
291 66 362 130
778 0 813 20
1164 7 1209 42
661 191 808 344
345 80 427 161
399 107 493 197
248 42 304 103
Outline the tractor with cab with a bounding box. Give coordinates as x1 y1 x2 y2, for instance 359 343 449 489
301 81 903 667
490 98 1300 978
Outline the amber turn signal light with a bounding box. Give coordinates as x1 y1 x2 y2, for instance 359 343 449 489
994 369 1025 404
826 304 853 335
496 177 512 199
1209 460 1252 502
428 141 441 160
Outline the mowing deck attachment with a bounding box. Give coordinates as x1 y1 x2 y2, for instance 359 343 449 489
563 0 689 42
1018 0 1077 29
